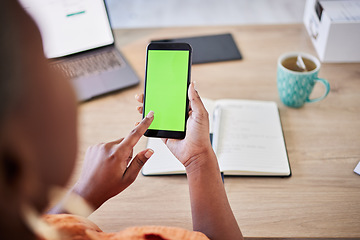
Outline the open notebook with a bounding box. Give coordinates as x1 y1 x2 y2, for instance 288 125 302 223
142 99 291 177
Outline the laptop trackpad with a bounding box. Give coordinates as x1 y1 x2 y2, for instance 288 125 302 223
72 75 107 101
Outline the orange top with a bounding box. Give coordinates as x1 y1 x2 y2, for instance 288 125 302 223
41 214 209 240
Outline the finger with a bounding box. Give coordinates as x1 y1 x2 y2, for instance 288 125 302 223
188 100 192 115
161 138 168 145
104 137 125 150
188 82 206 114
123 149 154 183
135 93 144 103
136 106 143 114
109 137 125 145
120 111 154 149
126 149 134 166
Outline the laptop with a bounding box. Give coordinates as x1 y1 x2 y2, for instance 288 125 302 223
19 0 139 101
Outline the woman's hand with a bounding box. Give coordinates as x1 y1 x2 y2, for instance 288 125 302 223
136 83 213 172
136 84 243 240
71 112 154 210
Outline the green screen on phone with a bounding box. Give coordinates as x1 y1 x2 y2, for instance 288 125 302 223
144 50 189 132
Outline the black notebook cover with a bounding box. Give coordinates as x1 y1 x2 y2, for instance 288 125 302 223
151 33 242 64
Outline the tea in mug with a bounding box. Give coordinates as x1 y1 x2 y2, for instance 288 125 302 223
281 56 317 72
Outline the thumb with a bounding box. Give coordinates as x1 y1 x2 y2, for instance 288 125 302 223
188 82 206 113
123 149 154 182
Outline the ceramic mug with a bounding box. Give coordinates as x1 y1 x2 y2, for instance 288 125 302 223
277 52 330 108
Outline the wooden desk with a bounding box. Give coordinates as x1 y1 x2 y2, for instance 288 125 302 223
73 25 360 239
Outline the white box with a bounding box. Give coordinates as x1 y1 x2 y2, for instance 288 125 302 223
303 0 360 62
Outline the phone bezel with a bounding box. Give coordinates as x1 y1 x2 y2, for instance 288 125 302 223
143 42 192 139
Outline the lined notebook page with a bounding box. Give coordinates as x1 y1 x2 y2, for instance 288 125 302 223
213 100 290 175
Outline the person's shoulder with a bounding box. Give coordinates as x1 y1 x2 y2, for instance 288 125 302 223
41 214 101 239
88 225 209 240
42 214 209 240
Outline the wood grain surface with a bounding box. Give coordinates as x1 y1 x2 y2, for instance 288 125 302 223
68 25 360 239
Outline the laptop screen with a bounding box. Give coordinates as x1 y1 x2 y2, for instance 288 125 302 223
19 0 114 59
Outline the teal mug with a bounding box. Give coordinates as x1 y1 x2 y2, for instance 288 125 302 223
277 52 330 108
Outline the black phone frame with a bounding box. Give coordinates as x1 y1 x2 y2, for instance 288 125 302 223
143 42 192 139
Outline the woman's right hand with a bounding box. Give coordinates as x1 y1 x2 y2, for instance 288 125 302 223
136 82 215 172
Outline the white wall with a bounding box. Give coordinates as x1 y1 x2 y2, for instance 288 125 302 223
105 0 306 28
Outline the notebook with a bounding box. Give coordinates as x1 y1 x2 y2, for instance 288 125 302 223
142 98 291 177
19 0 139 101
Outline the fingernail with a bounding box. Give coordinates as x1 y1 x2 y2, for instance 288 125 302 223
144 149 154 158
146 111 154 118
135 94 140 100
134 122 140 126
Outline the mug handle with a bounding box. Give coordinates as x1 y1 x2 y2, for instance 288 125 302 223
306 78 330 103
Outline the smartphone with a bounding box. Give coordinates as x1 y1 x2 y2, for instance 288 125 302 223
143 42 192 139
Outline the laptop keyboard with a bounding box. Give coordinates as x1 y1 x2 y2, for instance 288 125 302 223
51 50 123 79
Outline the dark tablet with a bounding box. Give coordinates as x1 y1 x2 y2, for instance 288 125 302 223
152 33 242 64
